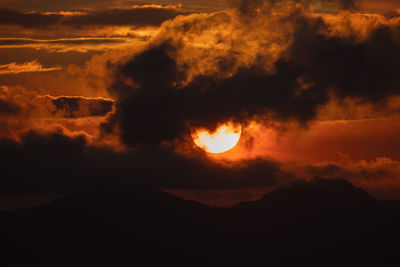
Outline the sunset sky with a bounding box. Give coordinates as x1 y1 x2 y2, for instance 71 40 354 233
1 0 400 208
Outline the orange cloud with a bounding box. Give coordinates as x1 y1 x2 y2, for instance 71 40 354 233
0 85 114 143
0 37 148 52
0 60 61 75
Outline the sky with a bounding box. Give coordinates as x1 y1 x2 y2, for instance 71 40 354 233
1 0 400 208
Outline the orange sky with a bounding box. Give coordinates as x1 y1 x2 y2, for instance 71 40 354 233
1 0 400 205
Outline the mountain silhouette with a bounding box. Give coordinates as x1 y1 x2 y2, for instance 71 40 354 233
1 178 400 266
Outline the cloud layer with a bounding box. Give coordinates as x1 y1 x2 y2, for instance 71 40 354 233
0 60 61 74
0 130 288 194
0 5 191 29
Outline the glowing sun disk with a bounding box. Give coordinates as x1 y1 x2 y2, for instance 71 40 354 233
192 122 241 153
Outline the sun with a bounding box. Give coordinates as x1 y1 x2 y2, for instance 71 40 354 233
192 122 241 153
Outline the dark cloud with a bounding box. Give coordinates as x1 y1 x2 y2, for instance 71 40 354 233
49 96 114 118
0 131 87 194
62 7 191 28
0 0 113 11
0 98 20 115
305 158 400 181
110 43 324 146
0 6 191 29
0 8 61 28
0 37 128 46
109 42 188 145
0 86 113 119
230 0 358 14
1 129 400 202
0 47 99 67
0 130 287 194
288 18 400 102
104 13 400 147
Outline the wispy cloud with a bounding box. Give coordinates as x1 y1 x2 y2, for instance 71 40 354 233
0 60 61 74
0 5 191 29
0 37 148 52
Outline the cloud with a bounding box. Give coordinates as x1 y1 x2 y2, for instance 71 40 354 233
1 128 399 203
0 130 88 194
0 86 113 118
0 86 114 140
306 157 400 181
0 5 191 29
45 95 114 118
0 36 151 52
0 0 189 12
0 38 119 46
0 8 61 27
298 157 400 199
361 0 400 15
0 60 61 74
61 5 192 28
0 98 20 115
0 130 290 194
229 0 358 14
101 2 400 148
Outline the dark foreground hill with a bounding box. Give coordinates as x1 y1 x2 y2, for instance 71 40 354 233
1 178 400 266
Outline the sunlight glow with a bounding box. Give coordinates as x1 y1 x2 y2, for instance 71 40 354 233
192 122 241 153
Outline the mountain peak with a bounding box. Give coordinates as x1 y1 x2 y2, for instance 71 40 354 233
234 177 378 215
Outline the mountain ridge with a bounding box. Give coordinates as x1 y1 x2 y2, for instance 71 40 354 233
1 177 400 266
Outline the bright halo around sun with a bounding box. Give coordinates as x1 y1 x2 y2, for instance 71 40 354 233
192 122 242 153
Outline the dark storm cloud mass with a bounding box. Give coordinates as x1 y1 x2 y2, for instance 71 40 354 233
105 12 400 147
109 42 326 146
0 6 190 28
0 130 285 194
0 132 84 194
